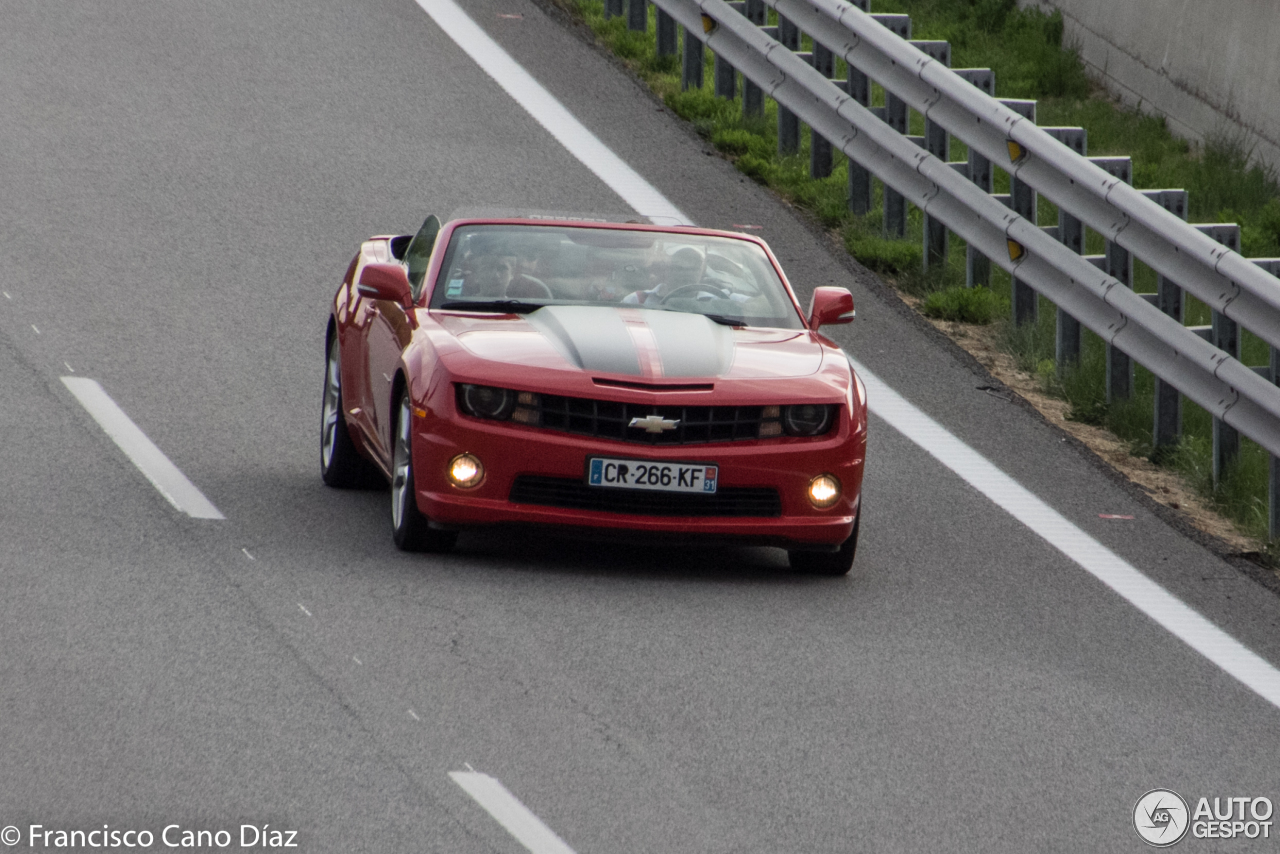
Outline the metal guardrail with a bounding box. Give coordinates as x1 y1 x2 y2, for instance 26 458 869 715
607 0 1280 535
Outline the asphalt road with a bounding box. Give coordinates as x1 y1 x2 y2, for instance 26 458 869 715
3 0 1280 851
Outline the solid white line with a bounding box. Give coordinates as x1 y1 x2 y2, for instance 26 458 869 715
853 362 1280 709
61 377 225 520
412 0 688 226
414 0 1280 710
450 772 577 854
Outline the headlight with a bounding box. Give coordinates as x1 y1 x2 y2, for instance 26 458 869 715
458 384 515 419
782 404 833 436
457 385 541 425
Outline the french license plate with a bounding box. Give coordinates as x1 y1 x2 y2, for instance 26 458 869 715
587 457 718 494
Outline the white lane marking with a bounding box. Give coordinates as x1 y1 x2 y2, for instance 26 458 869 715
64 361 74 373
450 772 577 854
298 603 312 617
242 547 256 560
61 377 225 520
3 291 10 299
854 362 1280 709
417 1 1280 709
352 655 362 665
412 0 688 226
31 324 39 334
408 709 420 721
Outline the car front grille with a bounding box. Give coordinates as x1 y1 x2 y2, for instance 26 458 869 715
536 394 763 445
509 476 781 517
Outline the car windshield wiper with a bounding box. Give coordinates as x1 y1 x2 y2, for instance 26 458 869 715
647 306 747 327
437 300 543 314
700 313 747 327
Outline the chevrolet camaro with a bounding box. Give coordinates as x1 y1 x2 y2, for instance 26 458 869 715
321 214 867 574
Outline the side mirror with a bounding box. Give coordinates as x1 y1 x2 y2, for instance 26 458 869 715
357 263 414 309
807 287 855 330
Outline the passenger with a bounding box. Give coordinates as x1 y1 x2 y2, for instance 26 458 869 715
504 240 553 299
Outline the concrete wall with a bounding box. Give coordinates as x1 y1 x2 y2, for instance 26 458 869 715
1021 0 1280 169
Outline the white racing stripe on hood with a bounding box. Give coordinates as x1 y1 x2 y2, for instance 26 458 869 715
639 309 734 378
524 306 733 378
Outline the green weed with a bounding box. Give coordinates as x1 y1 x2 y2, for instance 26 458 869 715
563 0 1279 549
922 286 1007 324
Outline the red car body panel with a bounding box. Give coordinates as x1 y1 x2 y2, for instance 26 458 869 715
329 218 866 549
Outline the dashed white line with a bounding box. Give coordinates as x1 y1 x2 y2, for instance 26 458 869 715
416 0 1280 712
61 377 224 520
298 603 312 617
408 709 420 721
242 548 256 560
352 656 362 666
31 324 39 334
450 772 578 854
3 291 11 299
64 361 74 373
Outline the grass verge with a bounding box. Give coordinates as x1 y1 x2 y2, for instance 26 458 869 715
556 0 1280 555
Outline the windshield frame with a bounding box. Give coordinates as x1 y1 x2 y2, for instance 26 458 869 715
422 219 808 330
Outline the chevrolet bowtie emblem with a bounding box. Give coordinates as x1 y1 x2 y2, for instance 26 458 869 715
629 414 680 433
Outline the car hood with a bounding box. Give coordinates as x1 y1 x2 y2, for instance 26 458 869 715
438 305 823 380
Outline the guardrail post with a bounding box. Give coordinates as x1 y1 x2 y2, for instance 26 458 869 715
1090 157 1134 398
1213 308 1241 483
681 23 704 91
628 0 647 31
847 62 872 214
843 0 871 214
873 14 911 238
776 15 800 155
956 70 995 287
657 9 678 57
913 41 951 272
605 0 625 20
1257 258 1280 540
714 53 736 99
740 0 765 116
810 43 834 179
1003 99 1038 325
1273 341 1280 539
1044 128 1088 364
1195 223 1244 483
1147 190 1189 451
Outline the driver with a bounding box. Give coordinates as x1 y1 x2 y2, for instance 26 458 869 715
622 247 707 306
462 251 515 297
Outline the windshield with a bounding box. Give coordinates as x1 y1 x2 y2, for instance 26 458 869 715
428 224 805 329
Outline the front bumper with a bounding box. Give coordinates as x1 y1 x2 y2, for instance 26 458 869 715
411 408 864 548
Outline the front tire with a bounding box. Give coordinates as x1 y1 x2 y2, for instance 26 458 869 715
391 394 458 553
789 506 860 576
321 335 367 488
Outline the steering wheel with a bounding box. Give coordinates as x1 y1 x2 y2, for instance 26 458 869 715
504 277 554 299
657 284 728 304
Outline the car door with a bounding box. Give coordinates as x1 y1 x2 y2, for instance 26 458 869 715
364 297 413 466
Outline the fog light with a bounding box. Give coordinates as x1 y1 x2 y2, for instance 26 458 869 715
448 453 484 489
807 474 841 508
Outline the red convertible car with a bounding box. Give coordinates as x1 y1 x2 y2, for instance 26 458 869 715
321 214 866 574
